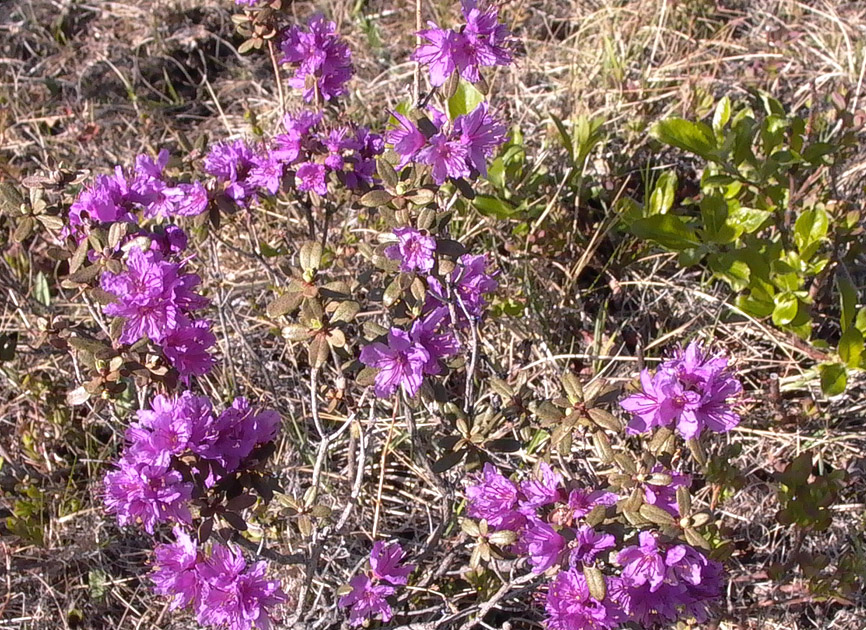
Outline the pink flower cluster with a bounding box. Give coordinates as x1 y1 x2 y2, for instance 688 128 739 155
101 246 215 380
205 112 382 204
359 253 497 399
152 527 286 630
103 393 285 628
464 462 724 629
103 392 280 533
280 14 354 102
412 0 513 86
64 149 207 243
387 103 507 184
620 341 742 439
338 542 415 626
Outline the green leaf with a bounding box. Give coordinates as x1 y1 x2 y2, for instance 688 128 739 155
650 119 718 161
473 194 519 219
550 114 574 163
727 206 771 234
299 241 323 273
838 327 863 368
802 142 835 165
629 214 700 251
34 271 51 307
838 274 857 331
648 171 676 216
359 189 393 207
447 81 485 119
818 363 847 396
794 207 829 254
712 96 731 134
772 292 798 326
485 156 505 189
700 194 739 244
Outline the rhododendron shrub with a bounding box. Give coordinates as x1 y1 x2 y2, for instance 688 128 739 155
36 1 747 628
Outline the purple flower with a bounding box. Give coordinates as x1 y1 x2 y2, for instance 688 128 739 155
163 181 209 217
567 487 618 520
664 341 731 388
149 224 189 256
272 110 323 163
280 15 353 102
103 457 192 534
125 394 194 465
100 247 208 345
520 462 564 511
199 397 281 472
609 542 725 626
359 328 430 398
151 527 201 610
295 162 328 196
412 26 459 87
617 531 666 592
465 463 525 531
370 542 414 586
545 568 620 630
412 1 512 87
671 547 724 622
460 0 513 67
608 577 681 627
454 103 507 176
65 170 138 241
416 132 471 184
620 341 742 439
342 127 383 189
385 227 437 273
249 153 284 195
409 307 460 375
338 575 395 627
522 521 566 574
453 253 499 319
620 369 677 434
386 111 427 169
162 319 217 381
205 139 260 205
569 525 615 567
197 543 286 630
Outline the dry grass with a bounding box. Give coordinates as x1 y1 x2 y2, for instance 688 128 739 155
1 0 866 628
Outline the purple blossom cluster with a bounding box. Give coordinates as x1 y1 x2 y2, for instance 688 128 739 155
464 463 724 629
103 392 280 534
65 149 207 242
280 14 353 102
359 253 497 399
338 542 415 626
100 245 215 380
205 113 382 204
620 341 742 440
151 527 286 630
65 150 216 379
387 103 507 184
412 0 513 87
